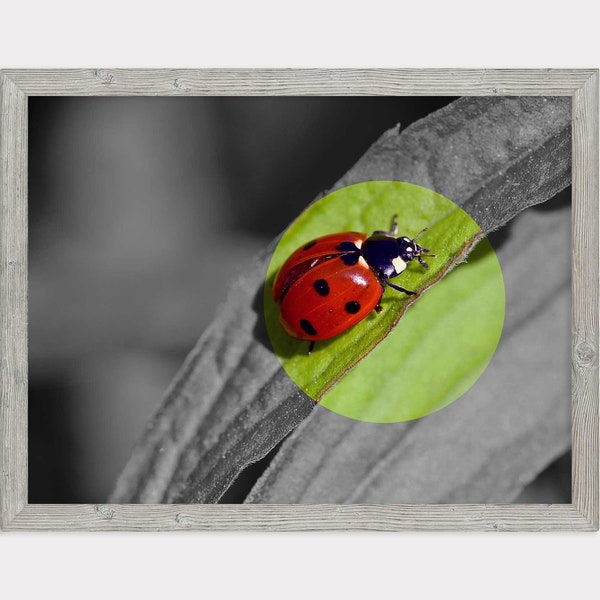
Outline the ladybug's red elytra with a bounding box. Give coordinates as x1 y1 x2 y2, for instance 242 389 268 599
273 215 435 354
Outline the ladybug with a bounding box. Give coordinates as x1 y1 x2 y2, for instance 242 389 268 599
273 215 434 354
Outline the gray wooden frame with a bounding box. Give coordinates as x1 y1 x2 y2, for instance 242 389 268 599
1 69 597 531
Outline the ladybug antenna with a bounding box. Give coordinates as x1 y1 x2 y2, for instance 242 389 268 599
412 228 436 258
413 227 428 241
412 231 436 270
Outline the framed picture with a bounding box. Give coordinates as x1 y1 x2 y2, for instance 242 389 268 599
1 69 597 531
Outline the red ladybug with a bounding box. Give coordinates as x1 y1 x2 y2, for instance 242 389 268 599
273 215 434 353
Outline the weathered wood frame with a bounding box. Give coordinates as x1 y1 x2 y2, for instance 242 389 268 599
1 69 597 531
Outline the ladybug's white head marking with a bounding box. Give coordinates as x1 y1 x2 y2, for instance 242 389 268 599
391 256 407 274
397 236 434 270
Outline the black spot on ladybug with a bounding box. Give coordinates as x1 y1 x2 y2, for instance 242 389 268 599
303 240 317 250
313 279 330 296
345 301 361 314
300 319 318 336
336 241 358 252
340 254 360 266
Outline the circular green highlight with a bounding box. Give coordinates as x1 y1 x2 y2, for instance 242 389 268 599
265 181 505 422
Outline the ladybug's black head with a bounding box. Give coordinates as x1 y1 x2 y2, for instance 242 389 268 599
362 229 435 281
397 236 432 269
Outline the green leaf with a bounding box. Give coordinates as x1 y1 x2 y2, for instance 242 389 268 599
265 181 503 421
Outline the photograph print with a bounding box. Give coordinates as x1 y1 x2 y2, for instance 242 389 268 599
28 93 572 507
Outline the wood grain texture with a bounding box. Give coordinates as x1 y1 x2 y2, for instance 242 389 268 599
571 71 599 530
0 73 28 530
0 69 597 531
3 503 595 532
1 68 596 96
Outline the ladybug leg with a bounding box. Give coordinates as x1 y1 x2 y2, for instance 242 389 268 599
374 287 384 313
384 280 416 295
307 340 316 355
373 214 398 237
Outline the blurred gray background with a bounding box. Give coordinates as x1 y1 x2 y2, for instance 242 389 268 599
29 96 471 502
